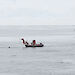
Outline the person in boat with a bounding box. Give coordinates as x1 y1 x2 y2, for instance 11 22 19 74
25 41 29 45
40 43 42 45
31 40 36 45
21 38 29 45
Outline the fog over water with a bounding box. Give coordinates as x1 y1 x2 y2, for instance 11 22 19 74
0 25 75 75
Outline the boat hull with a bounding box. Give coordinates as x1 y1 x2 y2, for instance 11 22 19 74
25 44 44 47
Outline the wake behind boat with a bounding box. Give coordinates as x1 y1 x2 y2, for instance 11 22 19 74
21 38 44 47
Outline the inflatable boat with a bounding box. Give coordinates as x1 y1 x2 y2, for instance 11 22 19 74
25 44 44 47
21 38 44 47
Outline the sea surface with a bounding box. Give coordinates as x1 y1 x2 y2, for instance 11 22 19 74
0 25 75 75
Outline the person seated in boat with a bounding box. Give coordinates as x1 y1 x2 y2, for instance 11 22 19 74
25 41 29 45
31 40 36 45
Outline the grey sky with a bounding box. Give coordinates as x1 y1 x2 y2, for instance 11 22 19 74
0 0 75 25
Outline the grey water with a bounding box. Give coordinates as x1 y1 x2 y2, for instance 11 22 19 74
0 25 75 75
